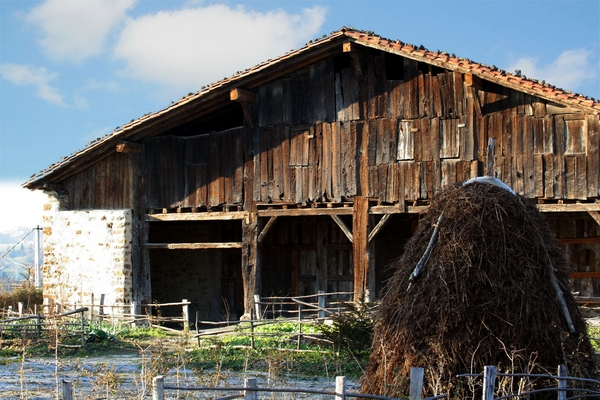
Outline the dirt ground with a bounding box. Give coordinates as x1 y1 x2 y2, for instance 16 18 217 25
0 352 359 399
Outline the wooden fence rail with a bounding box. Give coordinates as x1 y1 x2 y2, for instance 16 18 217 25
457 365 600 399
150 373 447 400
146 365 600 400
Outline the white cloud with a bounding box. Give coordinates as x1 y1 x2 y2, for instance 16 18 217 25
508 49 598 93
0 182 47 232
0 63 65 105
113 4 327 93
26 0 136 63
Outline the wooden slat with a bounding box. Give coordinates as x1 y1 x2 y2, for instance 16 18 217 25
322 122 332 199
331 121 342 202
588 115 600 198
431 117 442 196
554 116 566 198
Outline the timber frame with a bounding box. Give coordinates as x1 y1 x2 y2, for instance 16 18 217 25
24 28 600 319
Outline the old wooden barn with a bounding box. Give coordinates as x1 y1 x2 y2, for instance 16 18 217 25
24 28 600 322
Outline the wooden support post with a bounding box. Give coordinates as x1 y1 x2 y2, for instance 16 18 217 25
352 196 371 301
244 377 258 400
557 365 567 400
409 367 424 400
242 218 261 318
482 365 497 400
152 376 164 400
62 380 73 400
335 376 347 400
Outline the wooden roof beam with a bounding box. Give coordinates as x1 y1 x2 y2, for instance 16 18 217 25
230 88 255 128
230 88 256 103
116 141 142 154
465 73 483 89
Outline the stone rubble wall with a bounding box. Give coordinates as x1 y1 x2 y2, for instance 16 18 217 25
42 195 133 308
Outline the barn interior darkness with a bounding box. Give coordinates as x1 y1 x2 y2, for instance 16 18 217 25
148 221 243 322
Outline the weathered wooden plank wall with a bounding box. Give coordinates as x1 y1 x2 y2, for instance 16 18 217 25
63 153 135 210
71 49 599 211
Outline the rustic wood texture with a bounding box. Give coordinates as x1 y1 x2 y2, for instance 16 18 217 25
69 52 595 212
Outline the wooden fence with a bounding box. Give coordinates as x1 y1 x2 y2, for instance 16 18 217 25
144 366 600 400
0 307 88 348
151 370 447 400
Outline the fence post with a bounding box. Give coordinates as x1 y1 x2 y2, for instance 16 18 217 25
244 377 258 400
250 308 255 349
318 290 325 319
335 376 346 400
254 294 261 320
80 309 85 348
182 299 189 330
409 367 424 400
131 300 137 326
62 380 73 400
152 375 164 400
297 303 302 350
482 365 497 400
18 302 23 316
557 365 567 400
99 294 105 316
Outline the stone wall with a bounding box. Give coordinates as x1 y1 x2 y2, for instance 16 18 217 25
42 194 133 308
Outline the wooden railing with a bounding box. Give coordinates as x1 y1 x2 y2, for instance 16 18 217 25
150 372 446 400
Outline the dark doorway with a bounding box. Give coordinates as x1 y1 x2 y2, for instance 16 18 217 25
148 220 243 324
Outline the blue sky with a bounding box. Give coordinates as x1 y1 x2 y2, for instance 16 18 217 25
0 0 599 231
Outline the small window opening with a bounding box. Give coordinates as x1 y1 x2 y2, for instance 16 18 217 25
386 54 404 80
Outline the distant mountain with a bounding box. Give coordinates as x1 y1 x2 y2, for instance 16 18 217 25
0 227 42 283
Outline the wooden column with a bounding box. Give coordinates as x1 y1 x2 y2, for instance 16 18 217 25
242 217 260 317
353 196 371 301
241 125 260 317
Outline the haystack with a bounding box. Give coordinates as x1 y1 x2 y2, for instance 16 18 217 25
361 181 597 398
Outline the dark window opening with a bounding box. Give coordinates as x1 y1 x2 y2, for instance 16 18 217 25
386 54 405 80
333 53 352 73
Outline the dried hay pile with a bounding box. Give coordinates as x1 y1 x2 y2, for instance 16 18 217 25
361 181 597 398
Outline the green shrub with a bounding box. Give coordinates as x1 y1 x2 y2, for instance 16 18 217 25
318 296 376 357
0 282 43 313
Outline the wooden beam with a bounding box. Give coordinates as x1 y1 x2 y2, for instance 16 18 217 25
145 242 243 249
116 141 142 154
230 88 256 103
368 214 391 243
257 207 353 217
370 204 429 214
257 216 278 244
145 211 249 222
588 211 600 226
331 215 353 243
556 237 600 244
465 73 483 89
570 272 600 279
537 204 600 212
